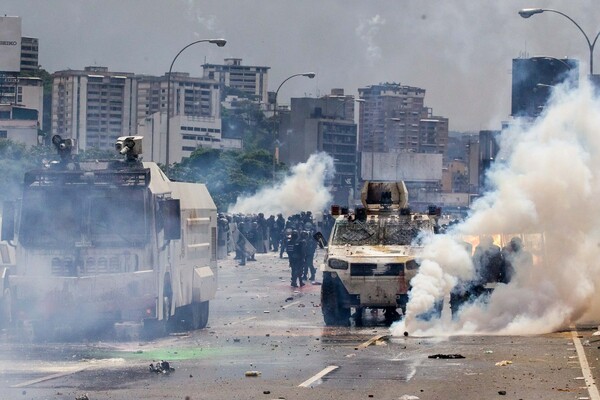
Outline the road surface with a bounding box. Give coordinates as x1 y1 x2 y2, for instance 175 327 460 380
0 249 599 400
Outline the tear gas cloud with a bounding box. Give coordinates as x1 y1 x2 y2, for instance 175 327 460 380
228 152 335 216
392 78 600 337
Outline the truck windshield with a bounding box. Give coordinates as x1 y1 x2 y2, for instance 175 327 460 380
20 187 149 248
330 218 431 246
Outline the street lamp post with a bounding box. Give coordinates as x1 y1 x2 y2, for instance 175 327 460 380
165 38 226 172
271 72 315 177
519 8 600 75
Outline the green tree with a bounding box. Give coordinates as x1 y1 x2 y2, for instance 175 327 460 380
221 101 274 152
170 147 285 211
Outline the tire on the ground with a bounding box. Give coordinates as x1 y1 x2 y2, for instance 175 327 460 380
321 273 350 326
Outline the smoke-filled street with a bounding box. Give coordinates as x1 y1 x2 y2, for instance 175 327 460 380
0 250 599 400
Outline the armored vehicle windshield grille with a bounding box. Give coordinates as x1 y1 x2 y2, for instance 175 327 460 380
351 263 377 276
332 221 378 245
350 263 404 276
331 217 433 246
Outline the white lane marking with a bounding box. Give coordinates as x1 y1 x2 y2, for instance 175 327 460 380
299 365 339 388
12 366 90 388
572 330 600 400
282 300 301 309
230 316 257 325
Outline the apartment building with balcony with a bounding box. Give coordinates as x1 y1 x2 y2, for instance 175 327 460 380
202 58 269 103
51 66 137 151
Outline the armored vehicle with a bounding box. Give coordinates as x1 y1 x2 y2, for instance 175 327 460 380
320 181 439 326
0 135 217 339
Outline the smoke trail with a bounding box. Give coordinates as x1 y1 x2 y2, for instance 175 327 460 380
392 78 600 337
355 15 385 66
228 152 334 216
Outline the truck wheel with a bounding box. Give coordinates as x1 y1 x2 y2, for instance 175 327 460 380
174 301 209 331
321 273 350 326
0 287 12 329
194 301 209 329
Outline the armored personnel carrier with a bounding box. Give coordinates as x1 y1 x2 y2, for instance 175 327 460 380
320 181 439 326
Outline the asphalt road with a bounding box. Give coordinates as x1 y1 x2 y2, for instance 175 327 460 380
0 249 599 400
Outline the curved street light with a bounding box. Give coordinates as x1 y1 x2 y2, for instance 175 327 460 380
165 38 227 171
273 72 316 114
271 72 316 177
518 8 600 75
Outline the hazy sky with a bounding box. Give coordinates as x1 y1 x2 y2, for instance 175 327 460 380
4 0 598 131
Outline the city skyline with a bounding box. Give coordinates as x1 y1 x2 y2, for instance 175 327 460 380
3 0 599 131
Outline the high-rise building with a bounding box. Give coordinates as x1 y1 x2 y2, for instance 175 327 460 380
51 66 138 151
511 57 579 118
20 37 39 72
136 73 221 122
478 130 501 191
358 82 448 157
202 58 269 103
419 114 449 161
359 83 424 153
279 90 358 206
51 66 223 160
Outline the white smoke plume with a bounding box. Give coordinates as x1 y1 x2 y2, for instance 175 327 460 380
228 152 334 216
392 78 600 337
355 15 385 66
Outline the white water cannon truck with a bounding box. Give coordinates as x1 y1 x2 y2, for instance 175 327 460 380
0 135 218 340
320 181 440 326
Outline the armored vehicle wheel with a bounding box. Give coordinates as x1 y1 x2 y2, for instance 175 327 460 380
384 307 401 326
321 273 350 326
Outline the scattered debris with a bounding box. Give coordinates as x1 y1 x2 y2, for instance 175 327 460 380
245 370 261 377
495 360 513 366
498 390 507 395
428 354 465 359
484 350 494 354
149 360 175 374
285 297 294 302
399 395 420 400
75 395 89 400
403 331 409 337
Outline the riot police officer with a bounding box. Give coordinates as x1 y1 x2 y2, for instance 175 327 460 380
286 230 306 287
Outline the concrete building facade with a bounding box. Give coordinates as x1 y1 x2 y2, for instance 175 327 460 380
136 73 221 123
51 66 138 151
360 151 443 210
279 91 358 205
137 113 241 164
358 83 448 158
0 104 39 146
203 58 269 103
20 37 39 72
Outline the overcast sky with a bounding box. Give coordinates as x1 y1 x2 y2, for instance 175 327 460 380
4 0 598 131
